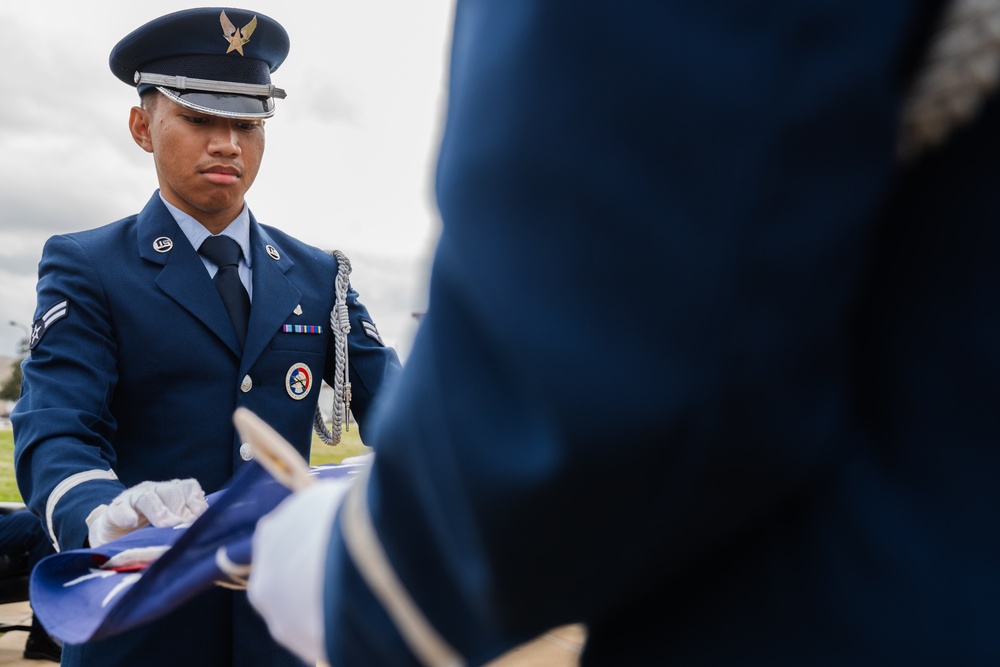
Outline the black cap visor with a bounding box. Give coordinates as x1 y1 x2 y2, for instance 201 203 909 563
158 86 275 119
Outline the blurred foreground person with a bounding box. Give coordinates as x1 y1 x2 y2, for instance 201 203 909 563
249 0 1000 664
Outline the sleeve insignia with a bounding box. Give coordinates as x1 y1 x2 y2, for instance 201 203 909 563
29 300 70 350
359 318 385 346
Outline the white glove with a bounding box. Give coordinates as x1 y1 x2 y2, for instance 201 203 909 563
248 479 353 665
86 478 208 548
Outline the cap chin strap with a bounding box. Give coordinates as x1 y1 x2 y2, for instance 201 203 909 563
135 71 286 98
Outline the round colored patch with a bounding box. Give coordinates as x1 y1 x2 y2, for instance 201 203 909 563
285 363 312 400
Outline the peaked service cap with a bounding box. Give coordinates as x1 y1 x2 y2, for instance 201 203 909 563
109 7 289 119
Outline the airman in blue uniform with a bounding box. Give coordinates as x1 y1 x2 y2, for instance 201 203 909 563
13 7 401 666
247 0 1000 665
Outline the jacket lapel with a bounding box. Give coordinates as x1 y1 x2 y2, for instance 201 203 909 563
240 219 301 375
137 194 243 356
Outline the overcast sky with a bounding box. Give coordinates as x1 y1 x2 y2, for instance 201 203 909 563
0 1 455 361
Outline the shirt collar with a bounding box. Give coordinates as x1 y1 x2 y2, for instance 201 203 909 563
158 192 253 268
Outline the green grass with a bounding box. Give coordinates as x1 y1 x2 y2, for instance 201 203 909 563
0 427 18 502
308 426 372 465
0 425 371 503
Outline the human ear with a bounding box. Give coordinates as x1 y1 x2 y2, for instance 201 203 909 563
129 106 154 153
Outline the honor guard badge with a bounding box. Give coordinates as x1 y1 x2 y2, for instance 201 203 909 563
220 11 257 56
30 300 69 350
285 363 312 400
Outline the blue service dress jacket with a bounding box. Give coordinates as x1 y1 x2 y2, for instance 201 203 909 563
13 192 401 667
314 0 1000 665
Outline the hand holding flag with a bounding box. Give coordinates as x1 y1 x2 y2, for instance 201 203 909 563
30 408 368 648
86 478 208 548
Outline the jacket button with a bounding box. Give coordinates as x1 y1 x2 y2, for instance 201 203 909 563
241 375 253 392
239 443 254 461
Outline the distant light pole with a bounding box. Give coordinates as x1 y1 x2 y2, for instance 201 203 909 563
8 321 30 356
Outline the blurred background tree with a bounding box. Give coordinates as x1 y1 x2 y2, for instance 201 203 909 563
0 360 22 402
1 321 29 404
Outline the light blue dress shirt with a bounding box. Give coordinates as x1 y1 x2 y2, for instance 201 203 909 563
159 193 254 301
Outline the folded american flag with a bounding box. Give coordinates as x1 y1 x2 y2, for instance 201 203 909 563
30 460 366 645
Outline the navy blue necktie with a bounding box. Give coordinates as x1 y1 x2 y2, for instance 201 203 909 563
198 235 250 347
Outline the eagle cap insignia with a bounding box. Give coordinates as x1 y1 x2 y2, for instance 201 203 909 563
220 11 257 56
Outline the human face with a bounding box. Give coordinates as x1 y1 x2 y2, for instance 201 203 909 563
129 94 266 233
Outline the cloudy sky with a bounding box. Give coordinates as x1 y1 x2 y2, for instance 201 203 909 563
0 1 456 360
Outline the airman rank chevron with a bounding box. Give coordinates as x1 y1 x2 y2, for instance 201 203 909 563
360 318 384 346
281 324 322 334
29 300 69 350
